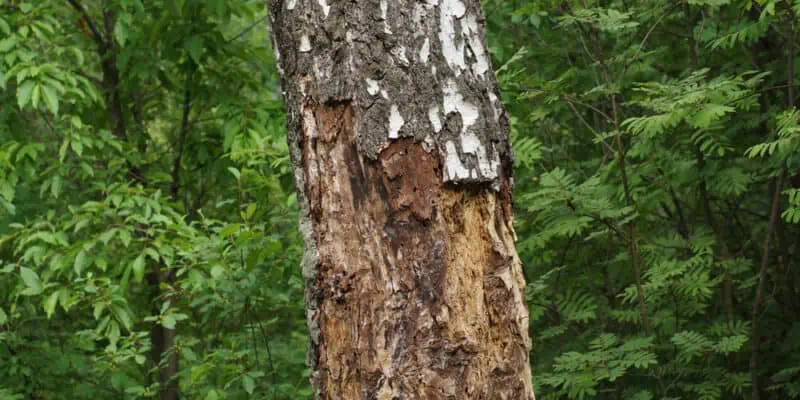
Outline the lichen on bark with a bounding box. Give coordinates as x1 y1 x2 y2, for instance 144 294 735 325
269 0 535 398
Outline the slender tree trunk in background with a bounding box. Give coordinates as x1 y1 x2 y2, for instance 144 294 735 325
269 0 535 398
66 4 179 398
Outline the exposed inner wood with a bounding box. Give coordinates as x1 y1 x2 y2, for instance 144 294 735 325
301 101 533 399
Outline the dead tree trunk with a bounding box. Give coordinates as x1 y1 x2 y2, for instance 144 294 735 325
269 0 535 398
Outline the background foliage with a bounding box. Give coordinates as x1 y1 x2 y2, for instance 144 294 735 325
1 0 799 399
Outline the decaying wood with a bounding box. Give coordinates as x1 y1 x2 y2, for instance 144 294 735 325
269 0 535 397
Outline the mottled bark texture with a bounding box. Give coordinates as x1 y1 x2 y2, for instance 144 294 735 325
269 0 535 398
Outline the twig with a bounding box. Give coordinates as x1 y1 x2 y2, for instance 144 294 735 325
65 0 106 48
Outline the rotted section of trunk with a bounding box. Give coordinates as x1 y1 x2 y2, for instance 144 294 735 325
269 0 534 398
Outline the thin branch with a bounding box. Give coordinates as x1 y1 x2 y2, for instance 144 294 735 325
750 16 793 400
170 67 194 201
749 169 786 400
564 99 616 155
226 15 269 43
65 0 105 48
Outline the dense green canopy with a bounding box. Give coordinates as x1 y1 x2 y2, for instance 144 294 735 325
1 0 799 399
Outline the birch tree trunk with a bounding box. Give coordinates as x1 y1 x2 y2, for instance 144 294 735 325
269 0 535 398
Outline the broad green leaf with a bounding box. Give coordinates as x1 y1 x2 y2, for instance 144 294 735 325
44 291 59 318
74 249 90 275
41 85 59 115
120 229 132 247
20 267 43 295
0 180 14 201
220 223 240 237
162 315 176 329
242 375 255 394
114 21 127 47
182 347 197 361
0 307 7 325
132 254 146 282
111 304 133 331
58 288 70 312
73 218 90 233
0 18 10 35
17 80 35 109
0 199 15 215
31 83 41 108
245 203 257 219
108 321 121 345
71 140 83 156
0 37 15 52
51 175 63 198
144 247 160 261
166 0 183 15
187 35 203 65
227 167 241 180
93 302 106 320
59 141 69 163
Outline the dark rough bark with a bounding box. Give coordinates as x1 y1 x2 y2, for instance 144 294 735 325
269 0 535 398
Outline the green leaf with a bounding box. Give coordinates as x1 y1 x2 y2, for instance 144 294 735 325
93 303 106 321
20 267 43 295
0 18 10 35
144 247 160 261
690 104 734 129
114 21 127 47
71 140 83 156
74 249 90 275
220 223 240 237
51 175 63 198
162 315 176 329
227 167 241 180
73 218 90 233
132 254 146 282
1 199 16 215
0 36 16 52
108 321 121 345
31 83 41 108
245 203 257 220
182 347 197 361
111 304 133 331
0 307 7 325
204 391 219 400
41 85 59 115
44 291 59 318
17 80 35 109
242 375 255 394
186 35 204 65
58 288 70 312
59 141 69 163
166 0 183 16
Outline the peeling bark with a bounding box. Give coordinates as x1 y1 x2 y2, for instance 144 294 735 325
269 0 534 398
